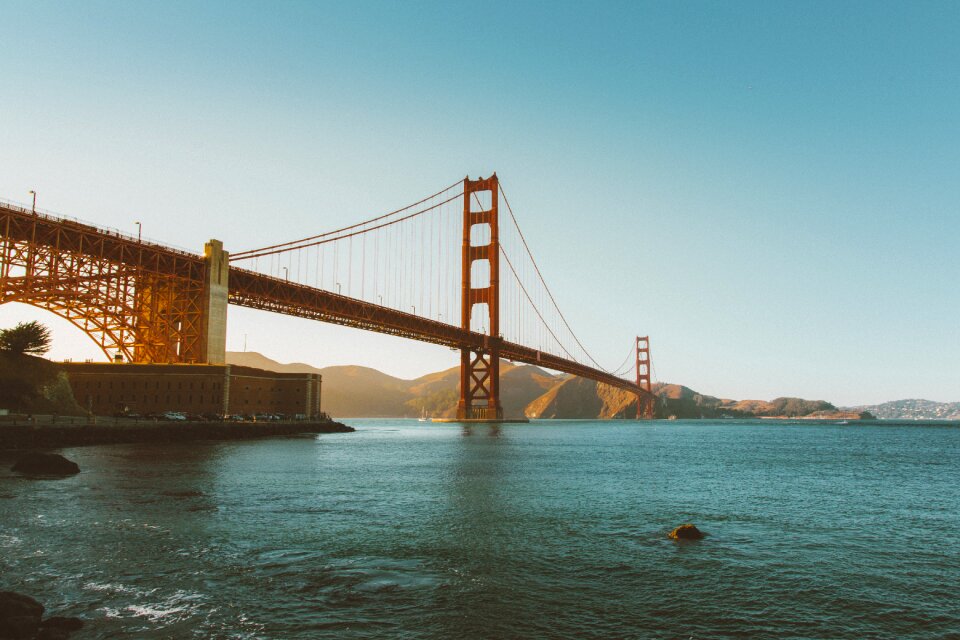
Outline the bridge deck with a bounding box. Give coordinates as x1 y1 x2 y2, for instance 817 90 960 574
229 268 646 395
2 202 649 398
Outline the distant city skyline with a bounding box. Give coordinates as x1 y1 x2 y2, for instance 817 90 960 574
1 1 958 406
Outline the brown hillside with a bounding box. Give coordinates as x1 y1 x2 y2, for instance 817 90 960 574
317 365 412 417
226 353 839 420
502 364 561 416
526 378 637 419
526 377 603 418
654 383 725 418
227 352 410 417
724 397 835 417
226 351 322 374
226 352 556 419
406 366 460 419
407 366 459 396
405 362 559 419
727 399 775 415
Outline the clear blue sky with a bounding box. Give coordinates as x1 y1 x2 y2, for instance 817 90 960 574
1 1 958 405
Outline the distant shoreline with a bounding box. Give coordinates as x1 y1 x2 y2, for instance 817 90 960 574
0 419 354 450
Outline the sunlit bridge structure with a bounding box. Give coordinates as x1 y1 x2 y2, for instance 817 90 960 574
0 175 655 420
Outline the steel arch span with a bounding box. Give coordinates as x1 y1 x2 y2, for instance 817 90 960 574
1 202 212 363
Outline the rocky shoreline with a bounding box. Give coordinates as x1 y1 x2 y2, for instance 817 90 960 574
0 419 354 450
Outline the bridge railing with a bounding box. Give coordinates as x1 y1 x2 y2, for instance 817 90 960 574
0 197 200 258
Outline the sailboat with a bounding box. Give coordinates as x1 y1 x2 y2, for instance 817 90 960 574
418 407 429 422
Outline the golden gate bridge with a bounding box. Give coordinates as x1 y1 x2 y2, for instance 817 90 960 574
0 174 655 420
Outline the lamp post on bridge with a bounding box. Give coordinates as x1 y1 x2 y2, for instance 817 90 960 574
336 282 341 295
282 267 288 281
135 221 142 243
28 190 36 214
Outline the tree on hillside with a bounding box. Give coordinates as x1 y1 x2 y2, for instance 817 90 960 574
0 321 53 355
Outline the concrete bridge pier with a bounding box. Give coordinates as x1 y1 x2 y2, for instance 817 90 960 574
201 239 229 365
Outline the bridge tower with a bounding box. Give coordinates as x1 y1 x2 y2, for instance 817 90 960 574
636 335 654 419
458 174 503 421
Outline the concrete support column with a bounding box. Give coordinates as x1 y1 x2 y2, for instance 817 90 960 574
202 239 229 364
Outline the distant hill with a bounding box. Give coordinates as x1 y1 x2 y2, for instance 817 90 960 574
226 352 558 418
224 351 322 374
844 399 960 421
227 352 415 417
724 396 838 418
524 379 842 420
226 351 872 421
319 365 414 417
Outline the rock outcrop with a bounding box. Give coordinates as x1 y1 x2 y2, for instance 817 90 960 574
0 591 84 639
668 524 705 540
11 453 80 475
37 616 84 640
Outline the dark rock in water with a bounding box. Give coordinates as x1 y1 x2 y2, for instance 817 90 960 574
39 616 85 633
1 616 43 639
0 590 45 619
0 590 45 638
37 627 71 640
668 524 705 540
11 453 80 476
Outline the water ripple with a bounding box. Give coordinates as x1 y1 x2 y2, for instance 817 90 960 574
0 420 957 638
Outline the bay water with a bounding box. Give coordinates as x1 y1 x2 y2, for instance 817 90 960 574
2 420 958 638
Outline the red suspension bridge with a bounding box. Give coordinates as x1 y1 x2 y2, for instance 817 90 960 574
0 174 655 420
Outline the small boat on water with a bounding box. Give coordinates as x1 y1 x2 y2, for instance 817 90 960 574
418 408 429 422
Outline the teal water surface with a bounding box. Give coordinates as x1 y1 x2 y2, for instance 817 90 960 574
1 420 959 638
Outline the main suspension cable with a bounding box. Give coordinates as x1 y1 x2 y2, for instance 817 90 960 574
498 181 621 376
231 191 462 261
231 179 463 260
